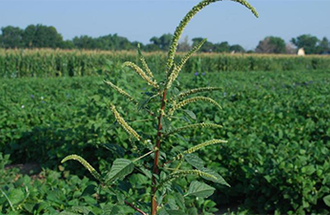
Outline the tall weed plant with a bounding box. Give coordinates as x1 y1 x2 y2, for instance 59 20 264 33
62 0 258 214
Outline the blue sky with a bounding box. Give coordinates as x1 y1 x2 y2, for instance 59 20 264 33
1 0 329 50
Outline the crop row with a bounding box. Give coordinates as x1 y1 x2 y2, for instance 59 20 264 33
1 49 330 78
1 69 330 214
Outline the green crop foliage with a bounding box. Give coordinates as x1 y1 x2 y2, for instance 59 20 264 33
0 153 130 215
60 1 257 214
1 66 330 215
1 49 330 78
1 1 330 215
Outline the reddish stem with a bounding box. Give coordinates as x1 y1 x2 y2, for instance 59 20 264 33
125 200 147 215
151 90 167 215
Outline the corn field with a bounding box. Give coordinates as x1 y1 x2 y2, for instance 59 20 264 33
1 49 330 78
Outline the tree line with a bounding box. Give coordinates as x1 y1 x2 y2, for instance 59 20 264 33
1 24 329 54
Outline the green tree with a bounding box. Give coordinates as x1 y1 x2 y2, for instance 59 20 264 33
143 44 161 52
23 24 64 48
256 36 286 54
72 34 135 50
0 26 24 48
291 34 319 54
150 33 173 51
60 40 75 49
95 34 133 50
192 39 245 53
23 25 36 48
214 41 230 52
316 37 330 54
72 35 97 49
192 37 213 52
230 44 245 53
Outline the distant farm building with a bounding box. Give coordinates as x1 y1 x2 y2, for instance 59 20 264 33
297 48 305 56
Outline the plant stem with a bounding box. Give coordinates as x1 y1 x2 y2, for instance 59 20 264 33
133 149 155 163
151 90 167 215
0 188 15 211
124 200 147 215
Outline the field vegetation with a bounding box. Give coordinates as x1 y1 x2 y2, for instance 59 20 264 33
1 49 330 78
1 0 330 214
1 67 330 214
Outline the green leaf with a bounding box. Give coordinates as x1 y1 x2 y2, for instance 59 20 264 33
166 210 188 215
82 196 97 205
23 202 37 213
200 167 230 187
139 167 152 179
159 208 188 215
8 188 25 205
187 207 198 215
71 206 92 214
35 201 51 214
103 205 121 215
129 173 148 187
186 181 215 198
173 87 180 96
159 208 170 215
81 185 97 197
185 154 205 169
101 143 125 157
161 117 172 133
302 165 316 175
58 212 80 215
105 159 134 183
109 206 121 215
323 195 330 207
185 154 229 186
6 212 21 215
116 192 125 204
173 193 185 209
183 109 196 120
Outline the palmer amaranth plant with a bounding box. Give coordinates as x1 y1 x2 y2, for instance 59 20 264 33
62 0 258 214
